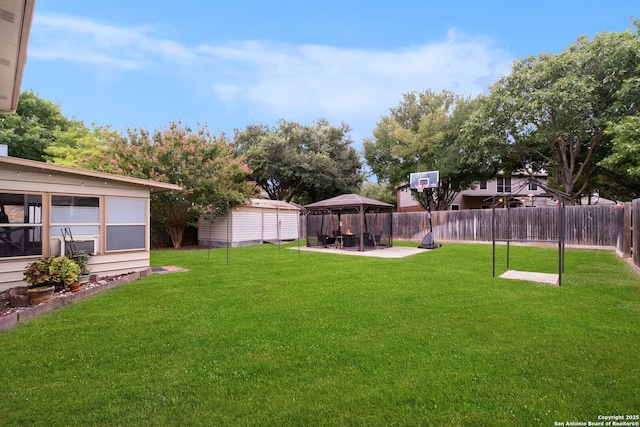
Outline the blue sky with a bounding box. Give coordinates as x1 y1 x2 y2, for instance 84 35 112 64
22 1 639 146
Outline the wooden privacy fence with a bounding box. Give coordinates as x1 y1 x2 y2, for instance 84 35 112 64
293 202 636 269
394 204 630 257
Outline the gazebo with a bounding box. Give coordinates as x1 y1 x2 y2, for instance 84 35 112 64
305 194 394 251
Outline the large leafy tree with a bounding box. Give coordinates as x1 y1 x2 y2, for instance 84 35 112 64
597 115 640 200
364 89 495 210
0 90 82 161
467 26 640 202
233 119 363 204
359 181 396 205
95 122 258 248
46 125 117 169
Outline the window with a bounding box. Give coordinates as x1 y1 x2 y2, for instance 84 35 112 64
0 192 43 258
529 182 538 191
106 198 147 251
497 177 511 193
479 181 487 190
50 195 100 237
450 204 460 211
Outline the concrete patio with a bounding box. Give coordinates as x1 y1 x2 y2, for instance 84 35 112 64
289 245 430 259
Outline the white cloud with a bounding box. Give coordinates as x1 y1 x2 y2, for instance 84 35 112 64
30 13 196 69
28 13 514 137
197 32 513 134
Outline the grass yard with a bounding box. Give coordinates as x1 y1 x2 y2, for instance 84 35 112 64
0 242 639 426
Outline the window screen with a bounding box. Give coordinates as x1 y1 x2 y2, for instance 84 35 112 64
106 198 146 251
0 192 43 258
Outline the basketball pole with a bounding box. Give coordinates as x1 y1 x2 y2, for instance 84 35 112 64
426 187 434 235
417 183 442 249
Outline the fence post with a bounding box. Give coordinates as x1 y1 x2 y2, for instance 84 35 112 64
624 202 632 258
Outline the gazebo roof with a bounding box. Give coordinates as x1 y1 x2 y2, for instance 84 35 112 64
305 193 394 209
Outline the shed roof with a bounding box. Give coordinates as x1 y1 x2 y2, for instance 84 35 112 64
248 199 301 210
0 156 182 193
305 193 394 209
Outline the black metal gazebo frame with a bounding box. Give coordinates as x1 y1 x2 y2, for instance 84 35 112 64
488 178 573 286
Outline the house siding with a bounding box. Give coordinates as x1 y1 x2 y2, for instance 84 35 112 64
278 212 300 240
262 211 278 240
397 175 550 211
233 210 263 244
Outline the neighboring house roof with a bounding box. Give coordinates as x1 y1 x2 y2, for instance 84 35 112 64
305 193 394 209
0 155 182 193
0 0 36 114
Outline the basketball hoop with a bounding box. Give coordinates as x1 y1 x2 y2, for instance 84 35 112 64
410 170 442 250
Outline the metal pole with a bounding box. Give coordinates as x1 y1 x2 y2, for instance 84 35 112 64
207 203 215 261
492 197 496 278
277 207 281 254
558 200 565 286
426 188 434 234
297 210 301 256
389 206 393 247
226 202 230 265
207 216 213 260
506 199 510 270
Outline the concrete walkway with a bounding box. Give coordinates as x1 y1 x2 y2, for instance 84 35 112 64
151 266 189 273
289 246 430 259
499 270 559 286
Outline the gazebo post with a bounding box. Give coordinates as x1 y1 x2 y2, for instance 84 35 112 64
358 205 364 251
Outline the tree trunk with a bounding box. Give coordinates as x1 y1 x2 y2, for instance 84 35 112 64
166 225 185 249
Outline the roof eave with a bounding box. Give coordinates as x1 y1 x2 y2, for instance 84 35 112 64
0 0 36 114
0 156 182 193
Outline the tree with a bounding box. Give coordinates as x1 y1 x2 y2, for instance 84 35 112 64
363 90 494 210
0 90 81 161
94 122 258 248
468 27 640 203
46 124 116 169
359 180 396 205
234 119 363 204
601 115 640 178
597 115 640 200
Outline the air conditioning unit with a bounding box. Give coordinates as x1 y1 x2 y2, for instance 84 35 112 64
59 237 98 256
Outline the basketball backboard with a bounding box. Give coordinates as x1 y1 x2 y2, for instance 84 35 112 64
409 171 439 190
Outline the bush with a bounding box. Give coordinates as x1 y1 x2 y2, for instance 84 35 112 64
24 256 81 289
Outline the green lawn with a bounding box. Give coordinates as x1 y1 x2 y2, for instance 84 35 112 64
1 242 639 426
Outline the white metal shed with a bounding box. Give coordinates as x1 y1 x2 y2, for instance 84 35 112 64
197 199 301 247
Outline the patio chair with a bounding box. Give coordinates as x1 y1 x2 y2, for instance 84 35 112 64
317 233 335 247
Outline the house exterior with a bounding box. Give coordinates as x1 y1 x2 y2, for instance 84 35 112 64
397 172 551 212
197 199 301 247
0 155 181 291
